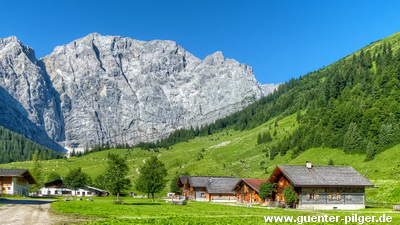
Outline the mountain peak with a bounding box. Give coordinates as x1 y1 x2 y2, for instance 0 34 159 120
86 32 102 38
0 36 22 48
204 51 225 64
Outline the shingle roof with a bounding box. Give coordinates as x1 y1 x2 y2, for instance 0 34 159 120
0 169 36 184
242 179 269 193
179 175 190 185
277 165 373 187
205 177 241 194
180 176 240 194
0 169 27 176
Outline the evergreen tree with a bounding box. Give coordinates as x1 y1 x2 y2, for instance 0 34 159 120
135 156 168 201
379 124 393 146
257 133 262 145
264 131 272 142
296 110 302 123
343 123 362 153
365 141 376 162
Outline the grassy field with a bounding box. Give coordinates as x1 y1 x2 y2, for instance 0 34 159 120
50 197 400 224
1 113 400 203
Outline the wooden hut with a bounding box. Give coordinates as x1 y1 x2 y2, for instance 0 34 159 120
178 176 239 202
268 162 374 210
233 178 269 204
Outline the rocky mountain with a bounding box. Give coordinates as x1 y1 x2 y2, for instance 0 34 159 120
0 37 64 151
0 33 278 150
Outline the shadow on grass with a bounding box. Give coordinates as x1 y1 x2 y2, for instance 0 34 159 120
0 198 55 205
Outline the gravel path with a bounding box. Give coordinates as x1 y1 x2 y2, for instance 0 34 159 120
0 199 64 225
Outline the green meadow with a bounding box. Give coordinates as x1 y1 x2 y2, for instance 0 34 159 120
1 113 400 203
50 197 400 224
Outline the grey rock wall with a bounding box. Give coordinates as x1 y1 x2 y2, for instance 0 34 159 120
0 33 278 150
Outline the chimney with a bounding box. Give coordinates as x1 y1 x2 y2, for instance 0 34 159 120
306 161 312 169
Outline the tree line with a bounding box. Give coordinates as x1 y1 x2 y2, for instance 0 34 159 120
0 125 62 164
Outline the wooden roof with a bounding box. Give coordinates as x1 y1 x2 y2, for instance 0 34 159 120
233 178 269 193
44 178 66 188
243 179 269 192
269 165 374 187
179 176 240 194
0 169 36 184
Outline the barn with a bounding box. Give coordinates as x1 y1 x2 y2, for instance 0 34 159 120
233 178 269 204
268 162 374 210
178 176 240 202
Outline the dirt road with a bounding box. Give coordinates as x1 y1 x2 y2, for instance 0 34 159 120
0 198 62 225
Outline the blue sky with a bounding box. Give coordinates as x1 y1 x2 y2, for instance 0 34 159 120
1 1 400 84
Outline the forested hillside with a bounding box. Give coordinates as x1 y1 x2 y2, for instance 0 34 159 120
154 32 400 161
0 126 61 163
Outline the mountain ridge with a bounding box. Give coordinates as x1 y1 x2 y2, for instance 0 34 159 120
0 33 278 152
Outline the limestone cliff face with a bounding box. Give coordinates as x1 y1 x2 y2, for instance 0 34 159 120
0 33 278 150
0 37 64 151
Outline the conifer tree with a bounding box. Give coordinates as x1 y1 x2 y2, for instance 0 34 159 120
343 123 361 153
365 141 376 162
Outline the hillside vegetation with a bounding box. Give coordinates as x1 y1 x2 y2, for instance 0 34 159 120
2 112 400 203
153 32 400 163
0 125 61 163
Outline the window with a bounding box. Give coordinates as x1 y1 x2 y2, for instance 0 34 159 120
200 193 205 197
219 194 222 197
328 193 342 201
55 191 58 194
306 192 319 200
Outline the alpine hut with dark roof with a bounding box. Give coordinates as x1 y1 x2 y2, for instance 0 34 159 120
0 169 36 196
268 162 374 210
233 178 269 204
178 176 240 202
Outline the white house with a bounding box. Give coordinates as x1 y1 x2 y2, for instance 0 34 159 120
37 178 108 197
0 169 36 196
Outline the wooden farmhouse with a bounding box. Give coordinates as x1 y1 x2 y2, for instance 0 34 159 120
268 162 374 210
233 178 269 204
178 176 240 202
0 169 36 196
37 178 108 197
